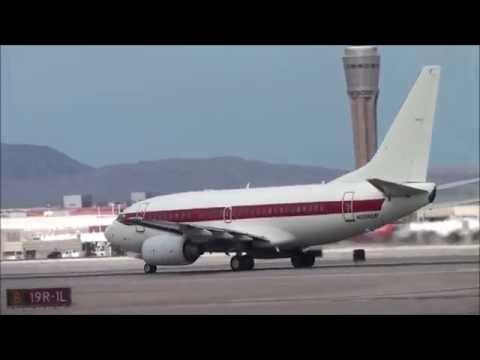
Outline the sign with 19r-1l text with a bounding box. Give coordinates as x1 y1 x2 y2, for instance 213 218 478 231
7 288 72 307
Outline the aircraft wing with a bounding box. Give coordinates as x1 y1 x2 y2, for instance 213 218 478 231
128 217 272 248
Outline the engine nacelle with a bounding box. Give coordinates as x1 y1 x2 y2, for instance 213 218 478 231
141 233 201 266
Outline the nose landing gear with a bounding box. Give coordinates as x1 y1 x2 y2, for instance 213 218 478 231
144 263 157 274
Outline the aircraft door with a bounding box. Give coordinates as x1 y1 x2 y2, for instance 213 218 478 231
135 202 149 232
223 206 232 223
342 192 355 222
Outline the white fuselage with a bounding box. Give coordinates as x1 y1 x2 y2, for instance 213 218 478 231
107 180 435 254
105 65 441 271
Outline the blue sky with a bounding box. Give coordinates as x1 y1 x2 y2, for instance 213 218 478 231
1 45 478 171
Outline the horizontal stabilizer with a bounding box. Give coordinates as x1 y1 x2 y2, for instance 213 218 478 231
368 178 428 199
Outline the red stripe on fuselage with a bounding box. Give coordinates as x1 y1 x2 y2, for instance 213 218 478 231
123 199 384 224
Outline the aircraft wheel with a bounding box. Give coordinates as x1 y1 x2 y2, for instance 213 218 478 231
353 249 366 262
230 255 242 271
291 253 315 268
242 255 255 270
144 263 157 274
291 254 304 268
230 255 254 271
302 253 315 267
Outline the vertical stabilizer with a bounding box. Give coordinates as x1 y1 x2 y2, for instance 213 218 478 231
333 66 441 183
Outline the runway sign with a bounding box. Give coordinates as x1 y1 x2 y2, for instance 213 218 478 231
6 288 71 307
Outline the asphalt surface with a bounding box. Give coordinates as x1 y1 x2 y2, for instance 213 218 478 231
1 246 479 315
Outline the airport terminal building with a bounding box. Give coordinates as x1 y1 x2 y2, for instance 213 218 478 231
0 207 120 260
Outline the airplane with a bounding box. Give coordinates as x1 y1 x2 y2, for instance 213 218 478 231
105 65 441 273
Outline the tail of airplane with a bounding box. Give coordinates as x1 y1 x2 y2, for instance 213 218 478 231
334 65 441 184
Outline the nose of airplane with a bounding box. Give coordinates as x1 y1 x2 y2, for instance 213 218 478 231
104 223 116 244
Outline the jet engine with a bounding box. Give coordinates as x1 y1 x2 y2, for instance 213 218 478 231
141 233 202 265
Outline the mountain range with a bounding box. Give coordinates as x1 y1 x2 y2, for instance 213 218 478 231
1 143 478 208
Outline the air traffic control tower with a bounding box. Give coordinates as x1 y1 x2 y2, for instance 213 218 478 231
343 46 380 169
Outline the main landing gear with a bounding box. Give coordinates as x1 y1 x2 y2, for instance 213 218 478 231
144 263 157 274
291 253 315 269
230 254 255 272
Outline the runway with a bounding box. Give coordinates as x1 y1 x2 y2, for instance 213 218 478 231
1 245 478 315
